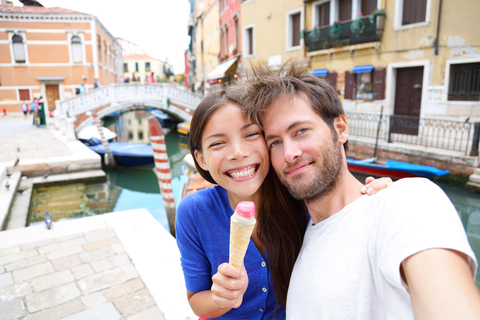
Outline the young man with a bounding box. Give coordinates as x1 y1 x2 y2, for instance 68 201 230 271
244 63 480 319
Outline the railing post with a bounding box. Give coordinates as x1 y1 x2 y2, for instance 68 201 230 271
470 122 480 156
388 115 394 143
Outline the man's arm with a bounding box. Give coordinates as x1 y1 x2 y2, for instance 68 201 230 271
402 248 480 320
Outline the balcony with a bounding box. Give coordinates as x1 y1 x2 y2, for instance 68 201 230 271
303 15 385 52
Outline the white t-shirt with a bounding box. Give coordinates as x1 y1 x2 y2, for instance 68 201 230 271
286 178 477 320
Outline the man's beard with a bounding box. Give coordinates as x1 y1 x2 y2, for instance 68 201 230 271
277 132 343 201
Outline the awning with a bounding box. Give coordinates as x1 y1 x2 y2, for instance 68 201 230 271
313 69 328 76
206 58 238 80
353 65 373 73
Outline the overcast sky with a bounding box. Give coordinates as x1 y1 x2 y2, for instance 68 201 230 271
11 0 191 73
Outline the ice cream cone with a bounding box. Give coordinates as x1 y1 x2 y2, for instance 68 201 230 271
229 201 256 269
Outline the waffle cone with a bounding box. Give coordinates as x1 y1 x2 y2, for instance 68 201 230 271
229 220 255 269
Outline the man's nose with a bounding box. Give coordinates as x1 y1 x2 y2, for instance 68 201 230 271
283 139 302 163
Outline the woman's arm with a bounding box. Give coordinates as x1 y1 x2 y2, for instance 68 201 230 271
187 263 249 318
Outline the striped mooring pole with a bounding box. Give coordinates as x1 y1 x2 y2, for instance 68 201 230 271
92 111 116 167
148 116 176 237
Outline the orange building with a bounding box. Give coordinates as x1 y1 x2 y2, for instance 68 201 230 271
0 1 122 118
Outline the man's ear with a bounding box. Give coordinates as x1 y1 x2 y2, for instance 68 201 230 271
334 115 349 144
194 150 208 171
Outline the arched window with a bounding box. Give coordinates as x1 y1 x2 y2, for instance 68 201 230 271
71 36 83 63
12 34 26 63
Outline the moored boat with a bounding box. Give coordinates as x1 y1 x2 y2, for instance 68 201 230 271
177 121 190 136
88 140 154 169
347 157 449 180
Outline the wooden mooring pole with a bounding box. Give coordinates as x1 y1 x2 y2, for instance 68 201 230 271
92 111 116 167
148 116 176 237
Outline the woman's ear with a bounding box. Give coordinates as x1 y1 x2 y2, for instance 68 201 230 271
194 150 208 171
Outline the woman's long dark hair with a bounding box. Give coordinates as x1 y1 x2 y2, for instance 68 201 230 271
189 86 308 308
257 167 308 307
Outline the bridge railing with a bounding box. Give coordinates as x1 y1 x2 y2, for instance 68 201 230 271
56 83 203 118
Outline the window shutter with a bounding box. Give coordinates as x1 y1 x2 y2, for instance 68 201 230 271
318 2 330 27
19 89 30 101
361 0 377 15
403 0 426 25
339 0 352 21
291 13 301 47
372 68 386 100
344 71 354 99
327 71 337 88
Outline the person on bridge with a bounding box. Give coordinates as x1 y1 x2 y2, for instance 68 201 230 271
176 87 392 319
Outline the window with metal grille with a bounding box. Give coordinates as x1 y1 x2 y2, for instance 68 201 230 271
402 0 427 25
145 62 151 72
12 34 26 63
124 63 128 73
71 36 82 63
448 63 480 101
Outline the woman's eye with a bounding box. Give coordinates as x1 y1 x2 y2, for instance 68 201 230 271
209 141 223 148
246 132 260 138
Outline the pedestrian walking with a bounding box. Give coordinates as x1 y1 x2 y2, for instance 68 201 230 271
22 103 28 120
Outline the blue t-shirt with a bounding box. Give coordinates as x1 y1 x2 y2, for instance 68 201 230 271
176 185 285 320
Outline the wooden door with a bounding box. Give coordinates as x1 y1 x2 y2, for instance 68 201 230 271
45 85 60 111
393 67 423 135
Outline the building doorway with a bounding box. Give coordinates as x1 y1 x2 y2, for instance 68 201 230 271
392 66 423 135
45 85 60 112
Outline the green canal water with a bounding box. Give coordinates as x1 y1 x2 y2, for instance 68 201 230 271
28 110 480 289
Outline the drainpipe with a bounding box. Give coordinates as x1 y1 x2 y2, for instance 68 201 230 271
434 0 443 55
303 1 307 59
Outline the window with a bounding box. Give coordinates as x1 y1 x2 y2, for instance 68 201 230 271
104 41 108 67
344 67 385 100
244 26 254 56
234 18 239 51
448 63 480 101
355 72 373 99
71 36 83 63
361 0 377 15
124 63 128 72
18 89 30 101
12 34 26 63
135 62 139 72
225 26 229 56
97 35 102 64
145 62 151 72
315 1 330 27
402 0 427 25
338 0 352 21
288 11 302 48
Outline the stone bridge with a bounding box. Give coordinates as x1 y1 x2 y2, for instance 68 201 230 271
54 83 203 139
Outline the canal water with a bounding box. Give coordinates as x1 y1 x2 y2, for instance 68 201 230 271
28 110 480 289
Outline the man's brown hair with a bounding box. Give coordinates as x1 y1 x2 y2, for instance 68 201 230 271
244 60 349 151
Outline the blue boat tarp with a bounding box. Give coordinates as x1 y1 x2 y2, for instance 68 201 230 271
347 157 449 178
353 65 373 73
89 142 154 167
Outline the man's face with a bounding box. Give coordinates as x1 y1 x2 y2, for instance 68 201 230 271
263 95 348 201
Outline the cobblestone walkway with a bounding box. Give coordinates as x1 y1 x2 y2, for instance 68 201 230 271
0 228 165 320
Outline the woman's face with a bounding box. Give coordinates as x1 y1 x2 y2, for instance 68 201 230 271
195 103 270 202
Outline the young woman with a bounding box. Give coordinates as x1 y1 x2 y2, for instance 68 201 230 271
176 88 391 319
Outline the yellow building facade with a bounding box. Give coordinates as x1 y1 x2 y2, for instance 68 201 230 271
303 0 480 121
240 0 305 72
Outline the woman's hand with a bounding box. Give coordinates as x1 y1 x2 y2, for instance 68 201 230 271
361 176 393 195
211 263 249 309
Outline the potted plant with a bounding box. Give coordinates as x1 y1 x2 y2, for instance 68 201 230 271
351 12 366 36
369 8 386 24
331 20 343 39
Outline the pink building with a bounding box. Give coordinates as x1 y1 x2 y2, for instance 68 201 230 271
219 0 241 63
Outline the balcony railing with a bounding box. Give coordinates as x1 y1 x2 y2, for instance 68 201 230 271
303 15 384 52
346 112 479 155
